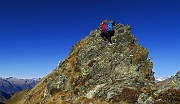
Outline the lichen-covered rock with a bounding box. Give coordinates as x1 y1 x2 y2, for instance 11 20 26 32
162 70 180 90
138 93 149 104
6 23 155 104
138 70 180 104
154 70 180 103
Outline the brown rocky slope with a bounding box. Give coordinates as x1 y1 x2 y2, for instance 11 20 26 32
6 23 156 104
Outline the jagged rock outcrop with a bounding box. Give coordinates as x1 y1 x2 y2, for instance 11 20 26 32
6 23 155 104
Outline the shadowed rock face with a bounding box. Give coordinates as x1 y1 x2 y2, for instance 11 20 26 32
0 91 11 103
6 24 156 104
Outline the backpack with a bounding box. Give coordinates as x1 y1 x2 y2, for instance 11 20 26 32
106 21 114 32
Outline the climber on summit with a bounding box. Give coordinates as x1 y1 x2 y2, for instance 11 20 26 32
99 20 116 45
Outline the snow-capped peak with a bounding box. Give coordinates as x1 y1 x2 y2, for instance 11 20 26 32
155 76 169 82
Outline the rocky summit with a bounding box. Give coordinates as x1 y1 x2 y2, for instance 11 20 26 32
6 23 157 104
6 23 180 104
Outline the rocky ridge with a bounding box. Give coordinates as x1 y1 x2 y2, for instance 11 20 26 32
138 70 180 104
6 23 180 104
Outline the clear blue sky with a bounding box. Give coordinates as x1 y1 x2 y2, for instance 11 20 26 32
0 0 180 78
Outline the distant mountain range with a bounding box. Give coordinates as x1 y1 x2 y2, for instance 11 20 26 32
0 77 40 94
155 76 170 82
0 77 40 103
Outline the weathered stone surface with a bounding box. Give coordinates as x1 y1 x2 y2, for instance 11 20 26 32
6 22 180 104
6 23 156 104
138 70 180 104
162 70 180 90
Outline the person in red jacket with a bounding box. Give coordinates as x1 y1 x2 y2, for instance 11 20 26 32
100 21 107 32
